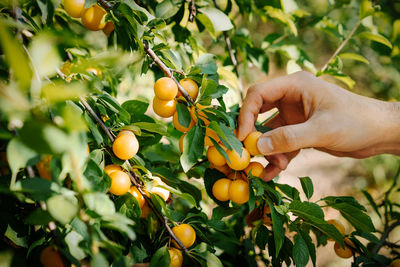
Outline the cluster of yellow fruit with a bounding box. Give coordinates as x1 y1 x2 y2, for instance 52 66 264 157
210 131 264 205
168 223 197 267
327 219 355 259
63 0 114 35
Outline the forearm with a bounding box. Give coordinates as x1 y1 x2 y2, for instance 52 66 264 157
375 101 400 155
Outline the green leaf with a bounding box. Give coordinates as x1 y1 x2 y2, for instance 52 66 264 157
322 196 366 211
219 123 243 154
275 183 300 200
180 125 205 172
268 202 284 257
299 176 313 199
264 6 298 36
133 122 168 136
7 138 38 188
197 14 216 39
47 194 78 225
0 21 32 90
122 99 149 117
289 200 344 247
358 32 392 49
329 203 375 232
293 234 309 267
83 193 116 216
176 102 191 128
115 193 142 219
101 213 135 240
195 54 218 74
14 178 57 201
339 53 369 64
25 209 52 225
91 252 109 267
149 245 170 267
65 231 86 260
359 0 374 19
211 206 239 220
299 230 316 267
5 224 27 248
255 225 269 250
155 0 182 19
361 190 380 218
199 7 233 32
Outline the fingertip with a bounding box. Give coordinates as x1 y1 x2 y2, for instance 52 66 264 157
262 164 281 181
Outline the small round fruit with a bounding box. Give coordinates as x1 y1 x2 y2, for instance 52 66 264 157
64 0 85 18
172 224 196 248
178 78 199 100
40 246 64 267
168 248 183 267
129 186 145 208
227 172 245 180
179 134 185 153
109 171 131 195
327 219 346 241
81 4 106 31
105 164 122 175
112 134 139 160
207 146 226 167
244 131 262 156
226 148 250 171
153 97 176 118
390 259 400 267
244 162 264 178
140 202 151 218
210 163 231 176
154 77 178 101
173 112 195 132
102 21 115 36
204 128 220 147
190 104 210 126
36 156 52 181
150 180 170 202
229 179 249 204
334 241 353 259
212 178 232 201
116 130 135 138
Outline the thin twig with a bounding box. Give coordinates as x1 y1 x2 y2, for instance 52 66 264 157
321 20 361 72
188 0 196 22
80 96 189 252
373 220 400 254
143 42 195 105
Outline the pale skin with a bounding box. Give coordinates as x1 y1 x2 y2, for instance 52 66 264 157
238 71 400 181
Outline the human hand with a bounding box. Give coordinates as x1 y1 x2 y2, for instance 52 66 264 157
238 71 400 181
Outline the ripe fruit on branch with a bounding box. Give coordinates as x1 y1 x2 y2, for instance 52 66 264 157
334 239 354 258
154 77 178 100
173 112 195 132
81 4 106 31
226 148 250 171
40 246 65 267
229 179 249 204
153 97 176 118
109 170 131 195
102 21 115 36
327 219 346 241
116 129 135 138
63 0 85 18
244 131 262 156
172 224 196 248
212 178 232 202
391 259 400 267
104 164 122 175
129 186 145 208
168 248 183 267
227 172 245 180
178 78 199 100
36 156 52 181
112 133 139 160
244 162 264 178
210 163 231 176
140 202 151 218
190 104 210 126
207 146 226 167
204 128 220 146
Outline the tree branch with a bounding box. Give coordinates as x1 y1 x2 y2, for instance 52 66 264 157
188 0 196 22
80 96 189 252
321 20 361 72
373 220 400 254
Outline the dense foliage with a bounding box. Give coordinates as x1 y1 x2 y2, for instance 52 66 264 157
0 0 399 266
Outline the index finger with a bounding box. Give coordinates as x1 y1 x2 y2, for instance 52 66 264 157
237 73 301 141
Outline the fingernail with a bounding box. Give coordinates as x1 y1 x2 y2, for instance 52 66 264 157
257 136 274 154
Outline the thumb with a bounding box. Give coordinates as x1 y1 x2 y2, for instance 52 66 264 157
257 122 318 155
